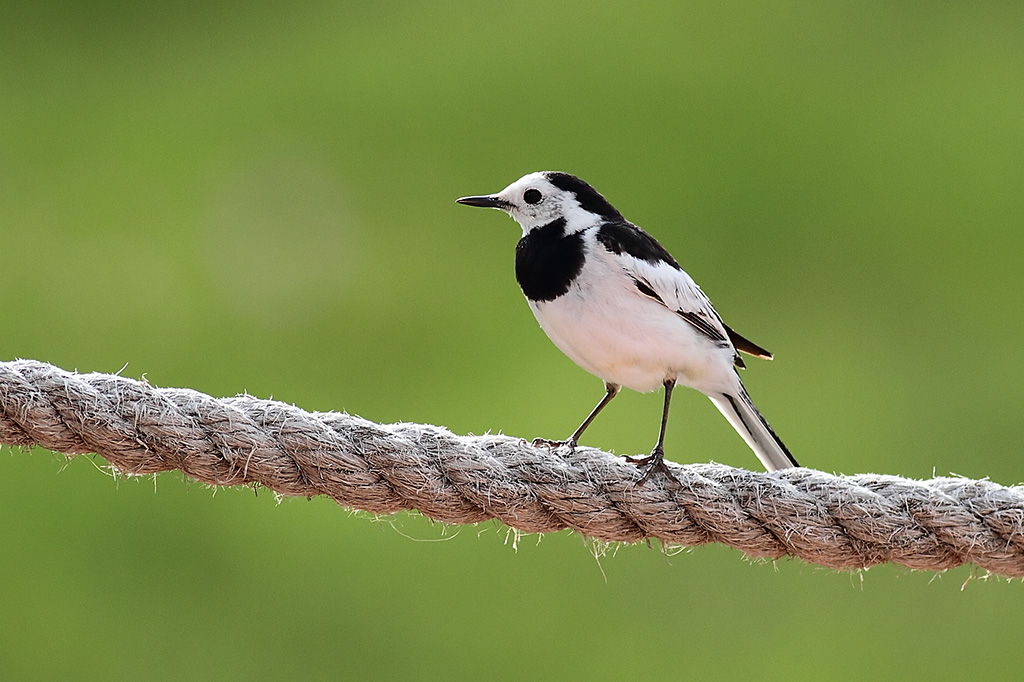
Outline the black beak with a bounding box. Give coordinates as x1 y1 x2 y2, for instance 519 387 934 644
456 194 508 209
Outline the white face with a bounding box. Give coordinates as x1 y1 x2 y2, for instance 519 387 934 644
490 172 568 230
480 172 592 235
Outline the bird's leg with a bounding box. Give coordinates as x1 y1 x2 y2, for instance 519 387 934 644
533 382 620 451
626 379 679 485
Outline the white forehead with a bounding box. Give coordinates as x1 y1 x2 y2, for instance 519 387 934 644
495 171 558 198
492 171 589 233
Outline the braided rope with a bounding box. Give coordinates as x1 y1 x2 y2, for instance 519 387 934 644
2 359 1022 575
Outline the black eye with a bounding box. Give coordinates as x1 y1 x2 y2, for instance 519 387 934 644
523 188 542 204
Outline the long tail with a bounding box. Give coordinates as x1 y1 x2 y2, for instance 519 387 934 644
707 382 799 471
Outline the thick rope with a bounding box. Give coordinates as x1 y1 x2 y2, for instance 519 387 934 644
1 359 1022 576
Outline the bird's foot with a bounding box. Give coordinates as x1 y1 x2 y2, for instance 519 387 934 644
625 447 679 487
532 437 577 452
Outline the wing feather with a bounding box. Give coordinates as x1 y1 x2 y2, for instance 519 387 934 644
623 254 731 347
602 223 772 367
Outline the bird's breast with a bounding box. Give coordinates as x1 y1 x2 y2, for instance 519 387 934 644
525 256 736 394
514 218 586 302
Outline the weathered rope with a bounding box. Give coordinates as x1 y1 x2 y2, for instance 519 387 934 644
1 359 1022 576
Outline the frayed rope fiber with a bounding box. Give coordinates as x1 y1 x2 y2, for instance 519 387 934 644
2 359 1023 576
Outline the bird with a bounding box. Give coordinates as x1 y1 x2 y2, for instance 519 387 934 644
456 171 799 482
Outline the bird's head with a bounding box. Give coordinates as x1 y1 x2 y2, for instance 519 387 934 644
457 171 622 234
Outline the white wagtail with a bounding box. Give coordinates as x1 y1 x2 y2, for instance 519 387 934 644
457 171 799 481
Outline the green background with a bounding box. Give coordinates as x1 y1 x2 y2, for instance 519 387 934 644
3 2 1023 680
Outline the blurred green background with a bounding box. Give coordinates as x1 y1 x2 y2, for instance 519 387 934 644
3 1 1023 680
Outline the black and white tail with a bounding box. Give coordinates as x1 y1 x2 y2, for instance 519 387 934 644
707 383 799 471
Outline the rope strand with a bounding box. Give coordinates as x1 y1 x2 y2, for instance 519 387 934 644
2 359 1022 576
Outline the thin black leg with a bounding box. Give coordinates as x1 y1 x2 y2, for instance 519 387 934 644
533 382 620 450
626 379 679 485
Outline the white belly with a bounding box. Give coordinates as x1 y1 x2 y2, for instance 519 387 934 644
528 263 737 395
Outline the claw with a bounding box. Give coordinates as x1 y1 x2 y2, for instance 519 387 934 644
625 447 680 487
532 437 577 452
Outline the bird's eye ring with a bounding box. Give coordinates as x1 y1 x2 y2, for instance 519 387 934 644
523 188 542 205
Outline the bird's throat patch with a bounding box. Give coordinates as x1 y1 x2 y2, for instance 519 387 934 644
515 218 585 302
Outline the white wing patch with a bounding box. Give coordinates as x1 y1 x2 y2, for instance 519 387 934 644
620 254 732 349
